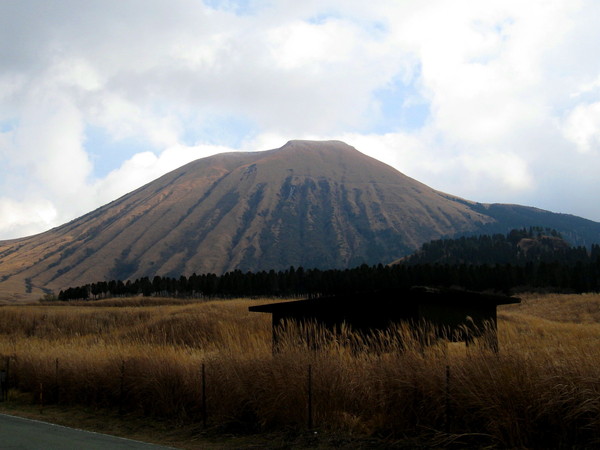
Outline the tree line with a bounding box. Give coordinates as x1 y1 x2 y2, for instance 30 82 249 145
403 227 598 265
56 228 600 301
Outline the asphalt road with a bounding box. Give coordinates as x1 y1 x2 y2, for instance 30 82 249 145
0 413 177 449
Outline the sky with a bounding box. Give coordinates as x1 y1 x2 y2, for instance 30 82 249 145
1 0 600 240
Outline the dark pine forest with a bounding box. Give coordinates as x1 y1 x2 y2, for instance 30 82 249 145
57 228 600 301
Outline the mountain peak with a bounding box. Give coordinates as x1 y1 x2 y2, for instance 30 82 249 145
279 139 361 154
281 139 353 149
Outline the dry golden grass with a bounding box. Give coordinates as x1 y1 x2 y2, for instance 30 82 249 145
0 294 600 448
503 292 600 323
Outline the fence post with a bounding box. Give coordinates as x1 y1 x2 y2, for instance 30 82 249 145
307 364 313 429
39 382 44 414
119 360 125 416
55 358 59 404
201 363 207 427
5 356 9 401
0 362 5 402
444 365 450 433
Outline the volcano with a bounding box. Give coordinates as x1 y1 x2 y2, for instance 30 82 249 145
1 140 599 301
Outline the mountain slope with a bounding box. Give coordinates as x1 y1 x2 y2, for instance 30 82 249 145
1 140 599 300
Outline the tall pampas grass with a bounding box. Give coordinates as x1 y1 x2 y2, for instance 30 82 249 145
1 295 600 447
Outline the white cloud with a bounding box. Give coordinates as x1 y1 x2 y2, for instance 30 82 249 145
0 197 58 239
1 0 600 239
14 97 91 197
267 19 361 71
562 102 600 153
460 151 534 192
393 0 572 145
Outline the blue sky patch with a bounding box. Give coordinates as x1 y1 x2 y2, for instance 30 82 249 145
203 0 261 15
307 11 342 25
184 114 258 148
369 76 430 134
0 118 18 133
85 126 157 178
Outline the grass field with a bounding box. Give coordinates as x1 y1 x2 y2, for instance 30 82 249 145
1 294 600 448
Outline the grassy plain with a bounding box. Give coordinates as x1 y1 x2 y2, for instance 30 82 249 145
0 294 600 448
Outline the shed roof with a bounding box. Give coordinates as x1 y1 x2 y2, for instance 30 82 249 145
249 287 520 315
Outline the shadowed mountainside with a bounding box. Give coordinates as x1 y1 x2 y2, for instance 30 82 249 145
1 140 600 301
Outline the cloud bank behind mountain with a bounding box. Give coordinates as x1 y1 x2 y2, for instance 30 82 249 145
1 0 600 239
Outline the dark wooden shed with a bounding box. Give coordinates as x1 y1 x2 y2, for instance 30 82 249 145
249 287 520 351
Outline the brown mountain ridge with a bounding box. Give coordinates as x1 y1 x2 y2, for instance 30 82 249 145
1 140 600 301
